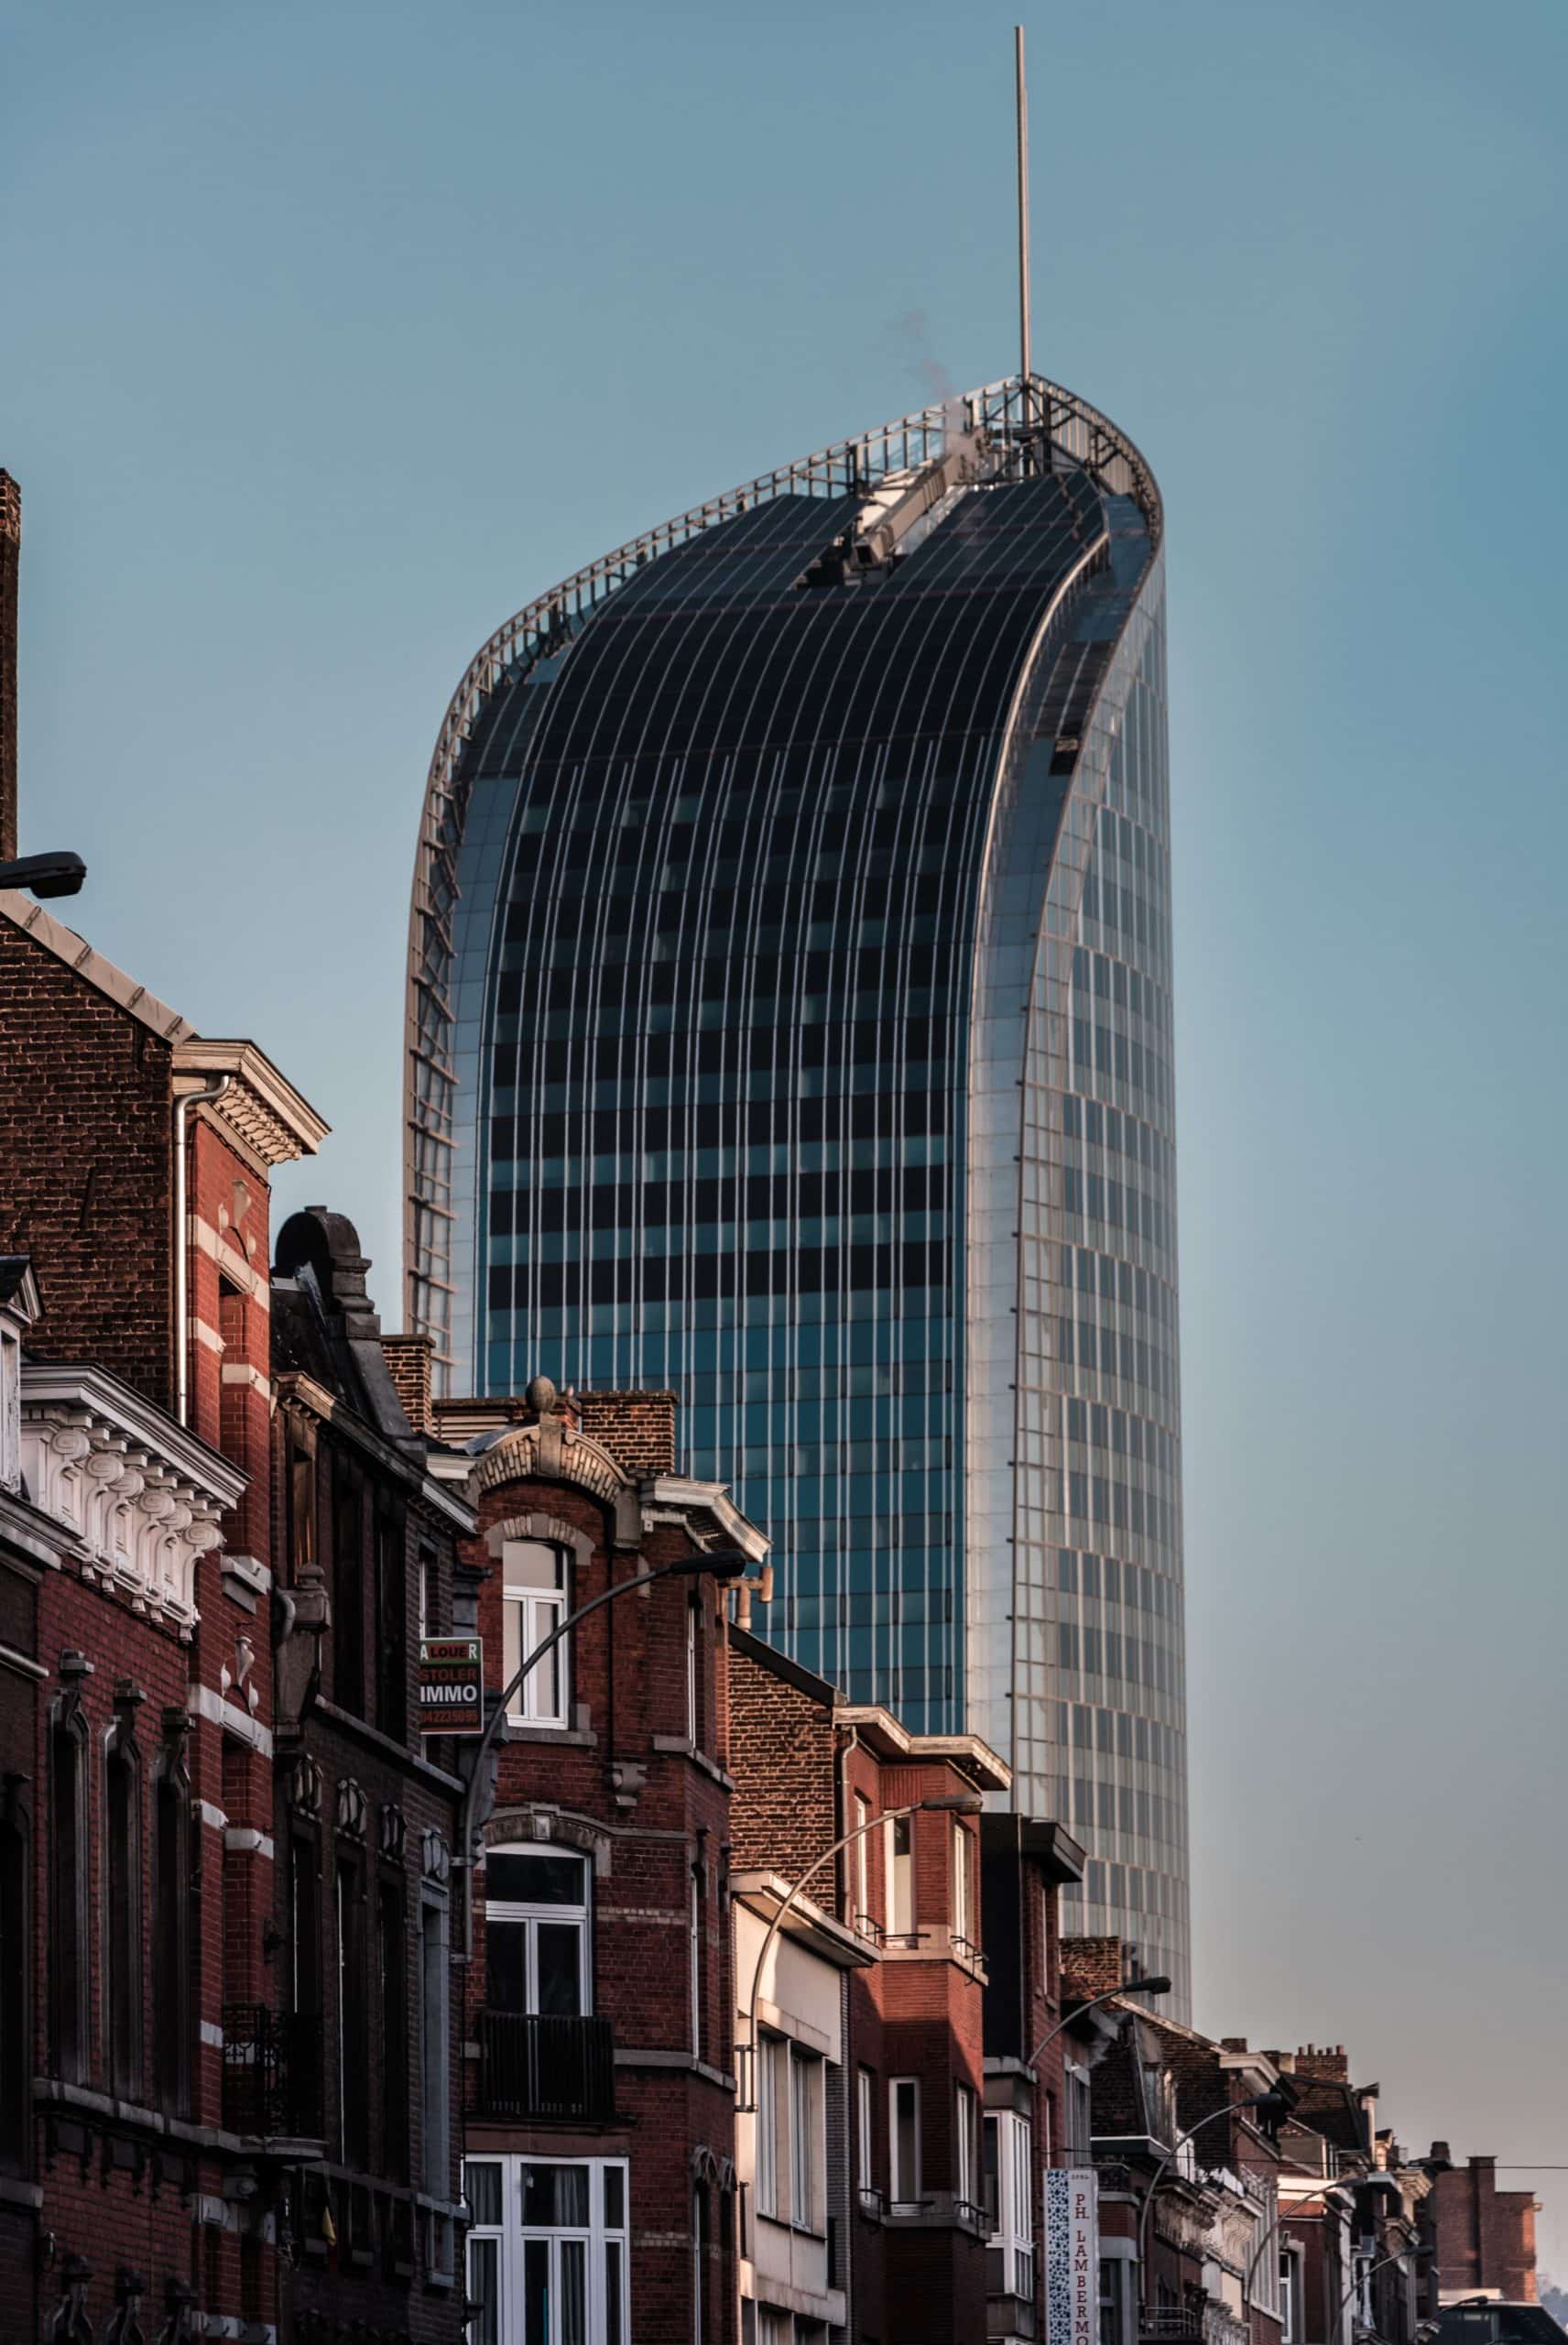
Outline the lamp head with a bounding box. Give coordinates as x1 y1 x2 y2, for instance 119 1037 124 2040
920 1792 985 1816
670 1547 757 1584
0 849 86 900
1123 1973 1172 1997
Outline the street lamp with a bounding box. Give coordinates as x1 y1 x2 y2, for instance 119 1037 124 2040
1138 2090 1293 2298
453 1544 761 1956
1021 1969 1172 2087
0 849 85 898
735 1788 985 2111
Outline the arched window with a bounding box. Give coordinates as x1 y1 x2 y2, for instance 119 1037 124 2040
104 1715 143 2100
49 1699 89 2083
485 1846 590 2016
152 1737 193 2115
501 1543 569 1729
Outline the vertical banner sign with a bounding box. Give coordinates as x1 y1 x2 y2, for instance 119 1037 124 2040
1044 2167 1100 2345
418 1637 484 1736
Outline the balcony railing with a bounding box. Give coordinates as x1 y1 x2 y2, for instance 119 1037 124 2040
222 2006 323 2141
474 2012 616 2124
1140 2314 1205 2342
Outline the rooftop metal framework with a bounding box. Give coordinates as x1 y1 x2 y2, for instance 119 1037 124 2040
403 371 1162 1360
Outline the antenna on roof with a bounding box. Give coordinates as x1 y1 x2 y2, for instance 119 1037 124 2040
1015 26 1032 422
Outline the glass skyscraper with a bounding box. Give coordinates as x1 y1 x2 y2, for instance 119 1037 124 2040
406 376 1190 2006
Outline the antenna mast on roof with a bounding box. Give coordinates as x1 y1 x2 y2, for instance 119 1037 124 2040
1015 25 1032 428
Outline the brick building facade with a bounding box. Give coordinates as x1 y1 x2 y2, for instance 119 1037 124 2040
1427 2155 1539 2308
726 1625 1009 2345
0 891 328 2341
268 1205 474 2340
430 1375 768 2345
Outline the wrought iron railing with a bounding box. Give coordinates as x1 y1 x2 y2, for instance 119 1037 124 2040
221 2005 323 2140
1140 2312 1205 2341
473 2011 616 2124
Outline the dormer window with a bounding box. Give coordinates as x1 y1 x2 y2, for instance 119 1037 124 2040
503 1542 569 1729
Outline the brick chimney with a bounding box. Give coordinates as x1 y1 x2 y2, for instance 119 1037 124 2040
575 1389 679 1478
381 1333 435 1436
0 470 18 862
1294 2044 1350 2082
1062 1936 1127 2000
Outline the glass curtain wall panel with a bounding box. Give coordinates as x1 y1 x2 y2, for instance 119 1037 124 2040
407 376 1191 2010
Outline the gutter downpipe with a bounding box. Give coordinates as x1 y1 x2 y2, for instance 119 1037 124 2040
173 1074 230 1425
834 1723 860 2345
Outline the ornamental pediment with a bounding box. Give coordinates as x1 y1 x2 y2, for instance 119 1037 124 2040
474 1412 631 1507
21 1363 245 1631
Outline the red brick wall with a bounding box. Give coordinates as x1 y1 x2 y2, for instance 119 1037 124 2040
727 1636 837 1882
464 1446 738 2345
0 921 176 1408
574 1388 678 1477
1432 2159 1538 2302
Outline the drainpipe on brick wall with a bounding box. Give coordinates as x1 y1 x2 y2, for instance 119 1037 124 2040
173 1074 230 1424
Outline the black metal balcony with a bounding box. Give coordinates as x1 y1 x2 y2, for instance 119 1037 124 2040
474 2012 616 2124
222 2005 323 2141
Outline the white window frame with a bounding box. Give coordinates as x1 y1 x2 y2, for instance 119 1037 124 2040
484 1843 592 2017
955 2082 977 2212
503 1540 570 1728
985 2110 1036 2301
420 1893 451 2200
463 2153 629 2345
887 1813 914 1939
1065 2058 1094 2164
756 2034 822 2234
953 1819 974 1948
890 2076 921 2208
857 2067 876 2196
1280 2247 1301 2345
854 1794 872 1935
686 1596 699 1745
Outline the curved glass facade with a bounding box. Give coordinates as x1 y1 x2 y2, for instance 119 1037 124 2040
408 378 1190 2008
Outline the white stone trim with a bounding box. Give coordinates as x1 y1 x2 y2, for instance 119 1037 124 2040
220 1363 269 1393
199 2022 226 2050
223 1827 274 1860
190 1216 271 1307
196 1800 228 1833
21 1362 243 1626
188 1682 273 1756
193 1319 226 1355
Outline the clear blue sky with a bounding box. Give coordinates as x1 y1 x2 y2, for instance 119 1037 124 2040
5 0 1567 2259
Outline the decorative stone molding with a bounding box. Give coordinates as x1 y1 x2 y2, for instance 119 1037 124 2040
334 1778 367 1839
484 1513 595 1574
287 1753 323 1819
422 1827 451 1884
21 1364 246 1631
474 1383 641 1546
691 2144 735 2189
483 1805 613 1878
379 1802 407 1862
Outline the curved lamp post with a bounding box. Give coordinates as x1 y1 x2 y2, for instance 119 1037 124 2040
736 1789 985 2111
1239 2123 1354 2300
1138 2091 1292 2301
1335 2243 1426 2345
454 1545 761 1956
1022 1969 1171 2089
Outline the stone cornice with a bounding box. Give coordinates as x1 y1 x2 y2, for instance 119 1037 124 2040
173 1037 329 1167
21 1362 245 1629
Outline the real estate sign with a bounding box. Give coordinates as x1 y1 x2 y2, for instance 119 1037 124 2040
1044 2166 1100 2345
418 1636 484 1736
